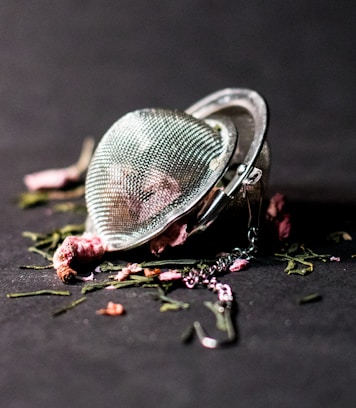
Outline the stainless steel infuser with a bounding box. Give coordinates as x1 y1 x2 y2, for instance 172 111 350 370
85 88 270 252
84 88 270 348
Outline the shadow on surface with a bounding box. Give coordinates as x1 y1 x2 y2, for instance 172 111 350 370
106 198 356 265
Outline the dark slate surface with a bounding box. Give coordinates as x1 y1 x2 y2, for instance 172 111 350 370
1 1 356 407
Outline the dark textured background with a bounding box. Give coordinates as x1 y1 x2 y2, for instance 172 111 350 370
1 1 355 407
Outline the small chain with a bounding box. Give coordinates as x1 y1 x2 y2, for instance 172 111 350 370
183 170 263 309
182 226 259 305
182 174 263 347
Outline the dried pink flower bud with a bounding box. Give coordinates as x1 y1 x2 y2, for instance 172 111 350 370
229 258 249 272
277 214 292 241
266 193 292 241
53 234 106 283
266 192 286 218
158 270 182 281
113 269 131 282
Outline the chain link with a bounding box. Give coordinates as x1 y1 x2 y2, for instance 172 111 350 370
182 226 259 305
183 169 263 311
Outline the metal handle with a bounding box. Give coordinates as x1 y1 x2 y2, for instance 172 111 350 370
185 88 269 231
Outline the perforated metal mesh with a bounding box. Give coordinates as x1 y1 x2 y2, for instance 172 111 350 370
85 108 237 250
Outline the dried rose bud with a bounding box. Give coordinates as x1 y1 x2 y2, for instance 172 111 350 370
266 193 292 241
53 234 106 283
229 258 249 272
266 192 286 218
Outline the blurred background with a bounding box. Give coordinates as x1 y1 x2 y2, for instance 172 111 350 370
0 0 355 202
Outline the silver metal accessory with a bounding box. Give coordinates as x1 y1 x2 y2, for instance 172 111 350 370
85 88 269 348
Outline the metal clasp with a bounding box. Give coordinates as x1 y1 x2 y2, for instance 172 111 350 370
183 301 237 349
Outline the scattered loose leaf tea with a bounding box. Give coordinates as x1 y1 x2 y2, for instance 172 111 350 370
275 243 330 275
22 224 85 264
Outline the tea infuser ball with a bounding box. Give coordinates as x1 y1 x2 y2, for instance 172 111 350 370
85 88 270 252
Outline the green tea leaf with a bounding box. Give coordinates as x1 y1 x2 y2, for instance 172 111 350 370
7 290 71 298
156 286 189 311
297 293 322 304
52 296 87 316
19 264 54 270
275 243 329 276
160 303 184 312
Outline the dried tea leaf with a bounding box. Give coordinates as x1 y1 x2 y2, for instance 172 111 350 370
275 243 330 275
297 293 322 305
52 202 87 214
156 287 189 311
18 186 85 209
7 290 71 298
19 264 54 270
22 224 85 262
52 297 87 316
81 275 155 294
160 303 184 312
97 261 126 272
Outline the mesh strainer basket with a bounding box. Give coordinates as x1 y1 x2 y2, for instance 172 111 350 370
85 88 269 252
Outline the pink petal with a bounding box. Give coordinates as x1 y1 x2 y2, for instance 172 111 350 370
266 193 292 241
24 167 80 191
229 258 249 272
158 270 182 281
150 222 188 255
96 302 125 316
